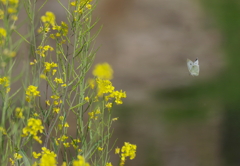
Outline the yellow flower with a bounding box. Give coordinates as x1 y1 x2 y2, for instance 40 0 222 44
115 147 120 154
15 107 24 119
25 85 40 102
105 103 112 109
44 62 57 73
64 122 69 127
14 153 22 159
72 155 90 166
53 107 60 113
84 96 89 102
54 78 64 84
51 95 60 100
106 163 113 166
33 151 41 159
121 142 137 160
22 118 44 143
46 100 50 106
0 127 7 135
88 78 95 89
98 147 103 151
39 147 57 166
41 11 56 27
58 135 68 142
96 78 114 97
63 142 70 147
93 63 113 80
40 74 47 79
59 116 64 121
86 4 92 9
62 162 67 166
112 117 118 121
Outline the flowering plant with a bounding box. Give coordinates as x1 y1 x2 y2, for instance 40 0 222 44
0 0 136 166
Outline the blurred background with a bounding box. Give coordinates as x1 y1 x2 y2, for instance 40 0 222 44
28 0 240 165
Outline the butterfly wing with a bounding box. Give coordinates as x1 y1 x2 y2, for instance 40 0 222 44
189 65 199 76
187 59 199 76
187 59 193 72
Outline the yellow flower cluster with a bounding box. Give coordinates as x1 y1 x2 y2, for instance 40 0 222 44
15 107 24 119
39 12 68 42
50 94 62 113
0 76 10 93
71 138 81 149
0 0 19 20
0 126 7 135
40 11 56 33
91 63 127 105
93 63 113 80
9 153 22 165
115 142 137 166
44 62 58 75
54 77 67 87
33 147 57 166
88 107 101 120
71 0 92 13
36 45 54 57
72 155 90 166
106 163 113 166
0 77 9 87
22 118 44 144
25 85 40 102
0 27 6 45
51 21 68 38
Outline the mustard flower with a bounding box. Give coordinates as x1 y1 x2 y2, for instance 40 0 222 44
36 45 54 57
84 96 90 102
15 107 24 119
71 139 81 149
106 163 113 166
0 27 7 45
40 74 47 79
93 63 113 80
51 95 60 100
72 155 90 166
88 78 95 89
0 76 10 87
9 158 14 165
54 77 64 84
63 142 70 147
59 116 64 121
53 107 60 113
33 152 41 159
109 90 126 105
58 135 68 142
98 147 103 151
0 127 7 135
64 122 69 127
14 153 22 159
25 85 40 102
105 102 112 110
121 142 137 161
39 147 57 166
22 118 44 143
44 62 58 73
96 78 114 97
86 4 92 9
41 11 56 27
115 147 120 154
112 117 118 121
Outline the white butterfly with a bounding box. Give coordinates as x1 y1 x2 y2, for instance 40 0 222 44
187 58 199 76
